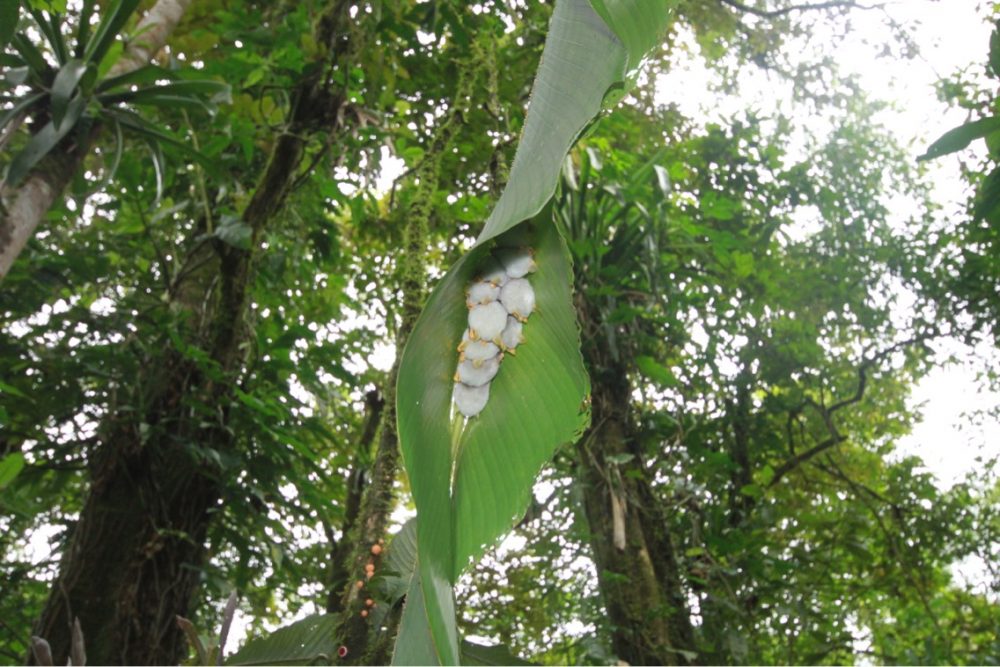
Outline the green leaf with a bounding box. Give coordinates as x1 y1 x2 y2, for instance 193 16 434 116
225 614 337 666
82 0 140 65
50 59 89 128
74 0 96 58
0 90 45 135
0 380 28 398
379 518 418 604
2 93 85 187
635 355 677 387
104 108 225 181
0 452 26 491
477 0 628 242
391 571 447 666
398 214 590 587
588 0 674 72
460 640 536 666
26 7 67 64
918 116 1000 161
98 79 232 113
394 1 676 662
0 0 21 52
990 22 1000 79
11 32 53 80
95 63 173 93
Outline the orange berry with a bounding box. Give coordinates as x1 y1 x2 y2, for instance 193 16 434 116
371 544 383 555
356 580 364 589
360 609 368 618
365 598 375 607
364 563 375 573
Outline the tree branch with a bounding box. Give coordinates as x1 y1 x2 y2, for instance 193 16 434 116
718 0 878 19
768 433 844 488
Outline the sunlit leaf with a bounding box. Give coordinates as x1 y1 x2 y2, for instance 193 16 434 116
918 115 1000 161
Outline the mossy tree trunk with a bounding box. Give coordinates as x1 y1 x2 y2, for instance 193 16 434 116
575 300 697 666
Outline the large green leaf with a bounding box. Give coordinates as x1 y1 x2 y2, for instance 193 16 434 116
392 570 444 666
478 0 674 243
589 0 674 71
477 0 625 242
226 614 337 666
450 216 589 573
394 0 674 663
82 0 141 65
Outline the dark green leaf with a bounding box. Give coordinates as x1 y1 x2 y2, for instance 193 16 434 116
0 0 19 52
918 116 1000 161
50 59 89 128
95 64 175 93
0 90 45 134
26 8 67 64
74 0 96 58
0 452 26 490
226 614 337 666
83 0 141 65
11 32 53 79
460 640 536 666
3 93 84 187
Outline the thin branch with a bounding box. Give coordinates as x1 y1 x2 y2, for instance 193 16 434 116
768 433 844 488
718 0 879 19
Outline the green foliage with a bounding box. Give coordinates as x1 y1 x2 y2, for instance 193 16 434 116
1 0 998 665
0 1 227 189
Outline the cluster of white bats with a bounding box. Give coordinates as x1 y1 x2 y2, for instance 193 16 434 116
452 246 538 417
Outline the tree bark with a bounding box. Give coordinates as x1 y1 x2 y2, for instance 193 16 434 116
31 353 225 664
326 390 384 614
0 0 194 282
574 302 697 665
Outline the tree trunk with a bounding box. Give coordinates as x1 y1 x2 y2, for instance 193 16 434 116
574 302 697 665
326 390 384 614
0 148 83 281
31 353 225 664
31 2 363 661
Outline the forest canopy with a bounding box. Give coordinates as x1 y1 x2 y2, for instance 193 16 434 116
0 0 998 665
